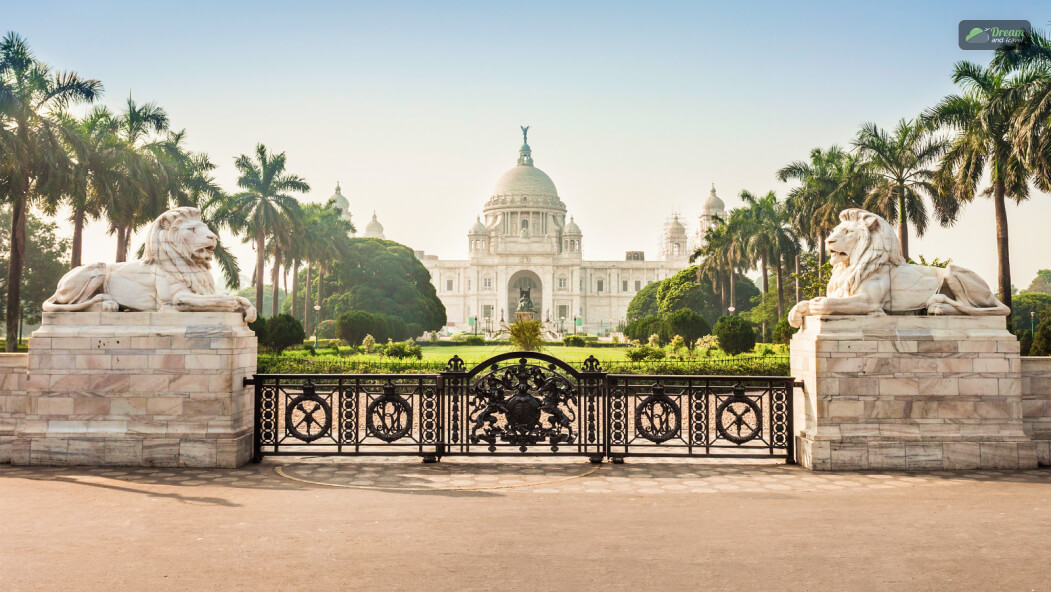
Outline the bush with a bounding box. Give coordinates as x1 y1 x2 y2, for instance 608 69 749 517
248 316 269 345
338 310 377 346
459 335 485 346
625 315 662 342
662 309 710 348
772 318 798 345
507 319 545 351
669 335 685 352
695 335 718 351
1033 321 1051 356
625 347 649 362
646 347 666 360
427 331 440 343
265 314 307 353
316 319 338 339
714 315 756 356
379 339 423 359
563 334 587 347
647 333 661 348
362 334 376 354
1020 330 1033 356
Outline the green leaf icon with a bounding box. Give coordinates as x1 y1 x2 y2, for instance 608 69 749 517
965 27 985 41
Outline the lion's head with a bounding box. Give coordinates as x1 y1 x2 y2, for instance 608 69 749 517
142 207 218 295
825 208 904 297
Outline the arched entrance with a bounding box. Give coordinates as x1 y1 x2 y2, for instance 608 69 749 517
507 270 543 321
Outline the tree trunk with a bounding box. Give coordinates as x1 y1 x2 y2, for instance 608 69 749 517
290 259 300 321
115 225 128 263
271 249 281 318
729 266 736 314
897 186 909 261
718 270 727 312
993 178 1012 315
5 192 26 352
775 256 785 322
794 254 801 302
255 229 265 314
760 251 769 338
817 234 826 281
315 264 325 336
304 263 312 334
71 208 85 268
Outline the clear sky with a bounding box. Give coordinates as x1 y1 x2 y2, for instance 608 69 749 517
7 0 1051 290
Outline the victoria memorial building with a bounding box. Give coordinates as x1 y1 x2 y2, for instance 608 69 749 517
405 128 727 336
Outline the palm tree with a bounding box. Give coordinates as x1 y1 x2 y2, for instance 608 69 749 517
227 144 308 311
304 201 354 331
777 147 846 273
0 32 101 350
923 61 1038 311
990 30 1051 189
738 190 798 323
852 118 951 260
107 96 171 261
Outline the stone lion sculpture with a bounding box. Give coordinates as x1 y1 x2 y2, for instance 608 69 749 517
43 207 257 322
787 208 1008 328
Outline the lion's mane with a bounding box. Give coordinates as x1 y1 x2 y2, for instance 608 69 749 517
141 207 216 295
825 208 905 297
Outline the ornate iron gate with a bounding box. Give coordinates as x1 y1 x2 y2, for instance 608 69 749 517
250 352 794 463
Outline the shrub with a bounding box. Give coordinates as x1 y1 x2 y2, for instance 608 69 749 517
714 315 756 356
563 334 587 347
338 310 377 346
265 314 307 353
460 335 485 346
1020 330 1033 356
1033 321 1051 356
362 334 376 354
428 331 440 343
669 335 685 352
506 319 545 351
248 316 269 345
772 318 798 345
695 335 718 351
647 333 661 348
646 347 666 360
379 339 423 360
662 309 710 348
317 319 338 339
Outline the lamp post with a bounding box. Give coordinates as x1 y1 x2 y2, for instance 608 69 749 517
573 316 578 335
560 316 565 336
313 304 321 348
728 306 736 316
485 315 491 338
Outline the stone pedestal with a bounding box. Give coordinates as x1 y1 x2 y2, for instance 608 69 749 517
791 315 1037 470
12 311 256 467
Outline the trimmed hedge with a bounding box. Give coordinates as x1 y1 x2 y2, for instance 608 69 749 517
257 354 789 376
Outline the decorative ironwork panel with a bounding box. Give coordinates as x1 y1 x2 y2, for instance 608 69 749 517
250 354 794 462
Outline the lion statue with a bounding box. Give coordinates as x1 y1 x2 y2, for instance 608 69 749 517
43 207 256 322
787 208 1008 328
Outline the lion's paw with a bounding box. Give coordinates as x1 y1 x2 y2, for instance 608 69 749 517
99 299 119 312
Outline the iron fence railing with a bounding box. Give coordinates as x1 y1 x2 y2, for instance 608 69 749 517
250 352 795 463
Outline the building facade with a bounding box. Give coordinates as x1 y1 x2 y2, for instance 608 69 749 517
415 130 726 335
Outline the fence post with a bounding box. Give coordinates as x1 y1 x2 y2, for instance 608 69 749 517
250 376 262 463
580 355 607 463
438 355 468 460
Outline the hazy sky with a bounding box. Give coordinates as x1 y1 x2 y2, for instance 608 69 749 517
8 0 1051 290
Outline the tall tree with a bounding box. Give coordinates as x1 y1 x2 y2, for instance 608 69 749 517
227 144 307 311
923 61 1039 311
0 32 101 350
738 190 798 323
990 30 1051 189
852 118 951 260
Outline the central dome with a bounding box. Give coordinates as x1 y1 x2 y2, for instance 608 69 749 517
492 165 558 197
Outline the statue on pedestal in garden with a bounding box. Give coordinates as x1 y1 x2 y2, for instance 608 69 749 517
788 208 1009 327
43 207 257 322
517 288 535 313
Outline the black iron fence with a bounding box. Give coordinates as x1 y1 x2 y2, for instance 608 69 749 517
249 352 795 463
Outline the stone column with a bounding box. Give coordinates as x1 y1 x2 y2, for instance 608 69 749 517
12 311 255 467
791 315 1037 470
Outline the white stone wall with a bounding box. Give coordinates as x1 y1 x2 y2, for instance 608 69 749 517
10 311 256 467
0 354 27 463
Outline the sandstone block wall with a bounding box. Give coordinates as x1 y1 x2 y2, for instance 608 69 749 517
1021 356 1051 465
0 354 27 463
11 312 255 467
791 315 1038 471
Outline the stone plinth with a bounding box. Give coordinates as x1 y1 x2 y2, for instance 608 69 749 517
791 315 1036 470
12 312 255 467
1021 357 1051 465
0 354 28 463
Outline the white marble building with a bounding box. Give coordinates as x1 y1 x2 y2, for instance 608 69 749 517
414 130 726 335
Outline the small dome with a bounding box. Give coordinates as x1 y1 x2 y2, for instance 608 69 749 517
469 216 487 235
364 211 385 239
667 214 686 233
329 182 352 223
564 216 581 235
704 184 725 213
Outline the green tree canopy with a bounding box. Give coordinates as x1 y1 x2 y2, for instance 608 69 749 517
646 266 759 327
0 207 70 326
1026 270 1051 294
288 237 446 332
625 281 659 321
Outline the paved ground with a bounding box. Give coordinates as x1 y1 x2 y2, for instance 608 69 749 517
2 459 1050 591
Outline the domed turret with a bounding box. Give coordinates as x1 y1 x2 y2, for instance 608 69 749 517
703 183 725 214
469 216 487 235
662 213 688 260
564 216 581 235
483 127 567 219
364 211 385 239
329 182 353 228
